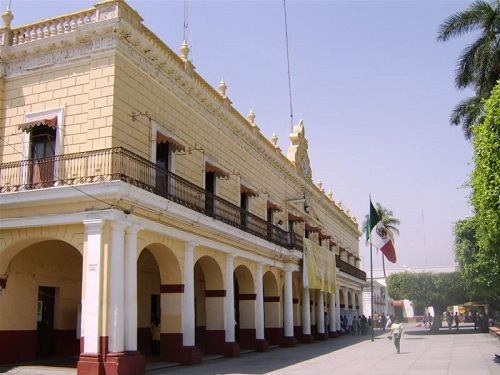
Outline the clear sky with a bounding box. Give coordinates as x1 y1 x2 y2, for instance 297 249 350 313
3 0 475 271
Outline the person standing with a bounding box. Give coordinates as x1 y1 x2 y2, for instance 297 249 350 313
454 312 460 330
381 313 386 331
447 312 453 330
390 319 403 354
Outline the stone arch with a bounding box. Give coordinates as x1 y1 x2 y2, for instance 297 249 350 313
0 238 82 364
339 289 345 309
194 255 225 355
234 264 255 349
136 242 182 358
0 226 83 275
292 273 301 335
263 270 281 345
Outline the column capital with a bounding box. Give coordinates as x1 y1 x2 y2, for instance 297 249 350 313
185 241 197 253
110 220 129 231
125 224 142 236
83 218 104 233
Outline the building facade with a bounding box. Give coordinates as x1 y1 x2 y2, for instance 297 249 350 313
0 2 366 375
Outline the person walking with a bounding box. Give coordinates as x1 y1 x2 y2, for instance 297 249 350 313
447 312 453 330
454 312 460 330
390 319 403 354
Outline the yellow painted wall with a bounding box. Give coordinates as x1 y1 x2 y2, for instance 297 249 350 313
0 240 81 330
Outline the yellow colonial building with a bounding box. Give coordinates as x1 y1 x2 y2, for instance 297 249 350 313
0 2 365 374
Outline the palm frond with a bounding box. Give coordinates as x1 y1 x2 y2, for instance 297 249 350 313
437 0 494 41
455 34 493 89
450 95 485 138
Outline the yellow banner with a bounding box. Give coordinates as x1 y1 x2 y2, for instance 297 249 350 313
303 238 336 293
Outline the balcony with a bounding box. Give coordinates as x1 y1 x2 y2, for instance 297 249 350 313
336 255 366 281
0 147 303 251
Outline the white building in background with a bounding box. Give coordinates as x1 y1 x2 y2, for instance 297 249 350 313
363 266 456 322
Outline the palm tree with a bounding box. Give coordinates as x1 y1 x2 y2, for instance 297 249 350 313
362 202 400 242
437 0 500 138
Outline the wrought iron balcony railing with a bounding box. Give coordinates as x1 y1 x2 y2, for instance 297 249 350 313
336 255 366 281
0 147 303 251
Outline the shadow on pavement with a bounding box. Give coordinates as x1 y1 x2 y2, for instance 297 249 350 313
149 332 389 374
0 356 77 374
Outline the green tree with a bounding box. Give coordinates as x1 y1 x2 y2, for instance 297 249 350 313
387 272 467 333
454 217 499 306
437 0 500 138
362 202 400 241
465 81 500 308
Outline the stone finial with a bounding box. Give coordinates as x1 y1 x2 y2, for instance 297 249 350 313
316 180 323 191
327 189 333 201
2 6 13 28
247 109 255 124
179 40 190 61
218 79 227 98
271 132 278 147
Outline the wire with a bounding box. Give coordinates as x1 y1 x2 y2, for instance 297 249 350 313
283 0 294 132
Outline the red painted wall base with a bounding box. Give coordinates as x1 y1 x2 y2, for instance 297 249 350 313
103 351 145 375
224 342 240 357
77 353 105 375
298 334 314 343
280 336 297 347
0 330 36 364
254 339 268 352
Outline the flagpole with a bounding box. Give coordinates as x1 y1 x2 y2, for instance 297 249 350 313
369 197 374 342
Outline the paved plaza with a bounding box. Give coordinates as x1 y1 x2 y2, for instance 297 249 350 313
1 324 499 375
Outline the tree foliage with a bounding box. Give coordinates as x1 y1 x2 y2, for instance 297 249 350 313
386 271 468 332
438 0 500 138
454 217 499 305
461 81 500 307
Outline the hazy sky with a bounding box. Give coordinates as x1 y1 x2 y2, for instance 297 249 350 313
4 0 475 271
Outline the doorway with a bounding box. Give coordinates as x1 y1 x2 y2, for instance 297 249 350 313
37 286 56 357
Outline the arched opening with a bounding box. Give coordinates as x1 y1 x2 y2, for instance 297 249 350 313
194 256 224 355
263 271 281 345
233 265 255 349
137 244 182 363
292 275 301 338
0 239 82 365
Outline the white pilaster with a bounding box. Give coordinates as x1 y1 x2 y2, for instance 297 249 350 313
224 254 235 342
108 220 128 353
301 286 311 335
82 219 104 354
283 267 293 337
255 263 265 340
124 225 140 351
182 241 196 346
316 290 325 334
329 293 335 333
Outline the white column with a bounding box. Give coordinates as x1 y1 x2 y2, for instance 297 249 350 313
224 254 235 342
82 219 104 354
124 225 140 351
329 293 335 333
283 267 294 337
335 290 341 331
301 286 311 335
108 220 127 353
255 263 265 340
316 290 325 334
182 242 196 346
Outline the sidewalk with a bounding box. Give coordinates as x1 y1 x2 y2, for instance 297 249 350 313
1 324 499 374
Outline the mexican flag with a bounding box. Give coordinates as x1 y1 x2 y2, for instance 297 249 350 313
369 201 397 263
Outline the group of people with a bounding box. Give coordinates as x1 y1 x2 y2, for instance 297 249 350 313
340 313 393 336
